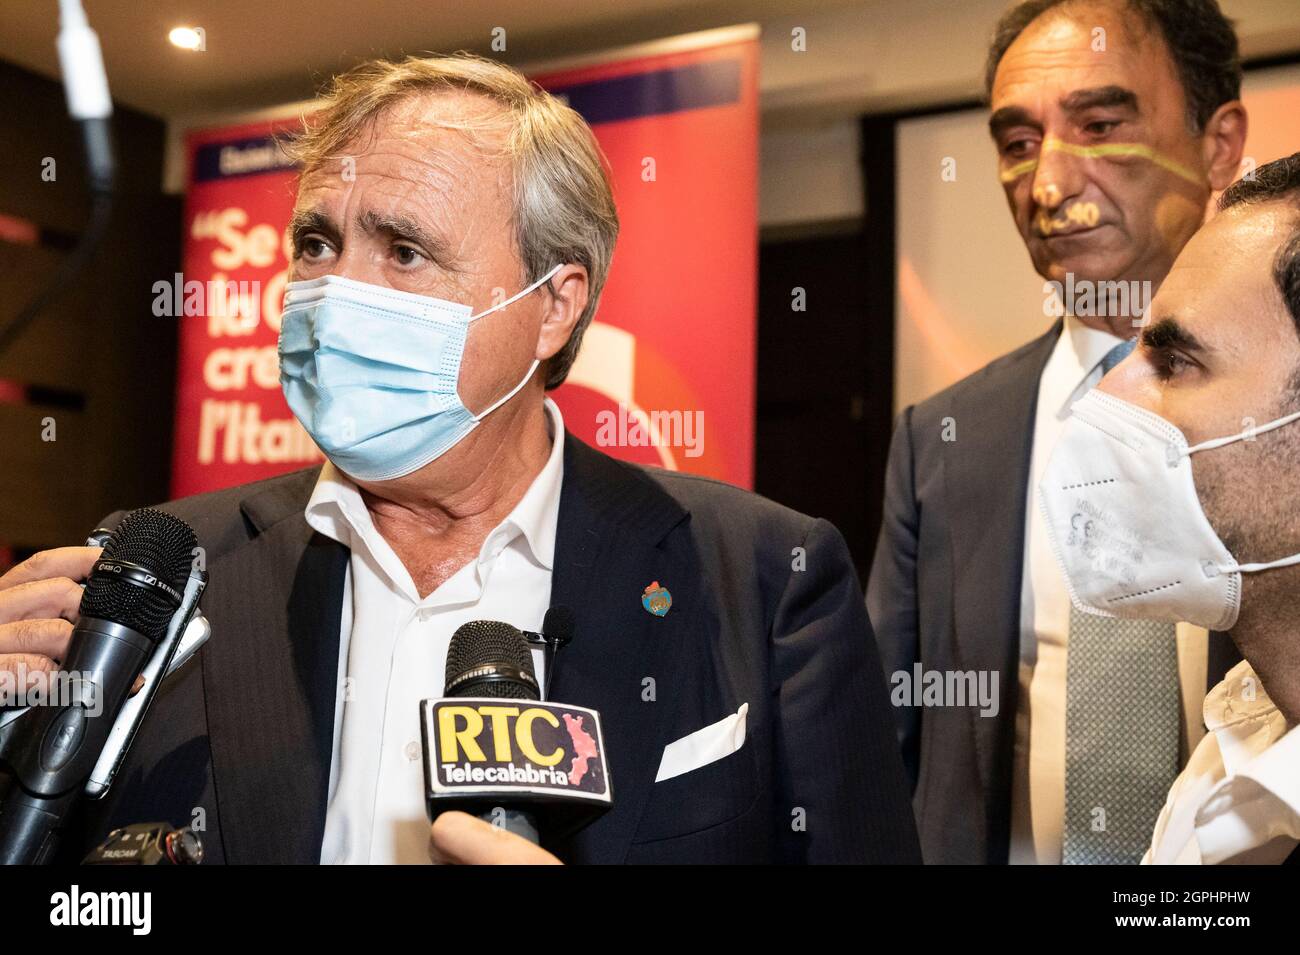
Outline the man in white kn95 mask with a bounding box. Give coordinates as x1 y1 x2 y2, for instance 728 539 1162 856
1039 152 1300 864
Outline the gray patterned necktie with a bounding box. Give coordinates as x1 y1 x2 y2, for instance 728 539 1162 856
1061 335 1179 865
1099 335 1137 374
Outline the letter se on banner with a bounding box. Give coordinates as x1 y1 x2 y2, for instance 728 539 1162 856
170 119 320 496
170 31 758 496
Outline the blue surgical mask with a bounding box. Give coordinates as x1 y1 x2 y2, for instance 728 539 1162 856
278 264 562 481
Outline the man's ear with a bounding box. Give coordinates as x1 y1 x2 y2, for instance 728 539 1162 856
1202 100 1248 193
534 264 590 363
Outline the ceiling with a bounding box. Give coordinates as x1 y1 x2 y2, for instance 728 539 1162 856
4 0 1297 132
0 0 863 119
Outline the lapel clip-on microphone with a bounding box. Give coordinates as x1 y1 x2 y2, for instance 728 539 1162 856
520 605 575 700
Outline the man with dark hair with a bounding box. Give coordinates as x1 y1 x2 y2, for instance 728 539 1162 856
986 0 1244 132
868 0 1248 864
1040 153 1300 863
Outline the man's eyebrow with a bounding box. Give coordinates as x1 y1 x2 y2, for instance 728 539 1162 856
357 210 457 269
1059 85 1138 114
1141 317 1205 353
989 105 1039 138
288 209 338 245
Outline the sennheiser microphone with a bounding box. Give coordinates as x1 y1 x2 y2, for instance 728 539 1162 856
0 508 197 864
421 619 612 848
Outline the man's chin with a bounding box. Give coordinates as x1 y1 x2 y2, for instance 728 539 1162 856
1034 250 1135 288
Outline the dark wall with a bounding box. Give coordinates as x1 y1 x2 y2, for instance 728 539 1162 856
753 118 896 584
0 59 181 561
755 227 894 582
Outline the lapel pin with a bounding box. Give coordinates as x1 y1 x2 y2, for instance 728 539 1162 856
642 581 672 617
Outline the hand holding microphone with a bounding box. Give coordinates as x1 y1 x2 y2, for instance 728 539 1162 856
0 547 103 693
428 811 562 865
0 508 200 864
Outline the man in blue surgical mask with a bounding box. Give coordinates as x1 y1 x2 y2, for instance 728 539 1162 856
1041 153 1300 864
0 53 918 866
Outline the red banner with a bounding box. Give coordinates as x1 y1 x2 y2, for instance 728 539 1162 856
171 31 758 496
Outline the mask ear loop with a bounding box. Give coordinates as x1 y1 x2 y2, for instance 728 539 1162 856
1175 407 1300 575
1175 407 1300 461
1230 552 1300 574
467 264 564 321
465 264 564 422
474 358 541 422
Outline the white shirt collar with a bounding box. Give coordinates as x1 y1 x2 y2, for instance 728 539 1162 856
1194 659 1300 861
304 397 566 598
1202 659 1299 782
1041 314 1131 420
1204 658 1281 733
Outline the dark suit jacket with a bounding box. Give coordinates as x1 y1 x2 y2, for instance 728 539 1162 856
866 319 1240 864
65 435 919 864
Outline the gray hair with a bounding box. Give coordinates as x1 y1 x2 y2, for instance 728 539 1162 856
284 53 619 389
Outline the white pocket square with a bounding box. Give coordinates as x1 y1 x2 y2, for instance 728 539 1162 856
655 702 748 782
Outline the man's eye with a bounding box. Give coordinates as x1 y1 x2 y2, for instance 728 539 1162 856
1083 120 1120 137
1003 138 1036 159
1152 349 1189 380
297 236 330 260
393 244 424 266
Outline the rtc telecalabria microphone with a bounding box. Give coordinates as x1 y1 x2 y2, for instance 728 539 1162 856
0 508 197 864
421 619 612 849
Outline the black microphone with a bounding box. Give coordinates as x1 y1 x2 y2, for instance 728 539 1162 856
0 508 197 864
522 606 575 699
421 619 612 848
443 620 541 700
540 605 575 645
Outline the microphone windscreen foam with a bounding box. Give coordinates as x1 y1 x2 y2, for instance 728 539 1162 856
542 605 575 644
444 620 538 700
81 507 197 641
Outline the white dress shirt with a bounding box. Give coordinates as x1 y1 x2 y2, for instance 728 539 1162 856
307 398 565 864
1009 315 1209 865
1145 659 1300 864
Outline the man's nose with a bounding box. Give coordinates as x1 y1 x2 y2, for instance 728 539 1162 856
328 244 388 287
1097 346 1154 408
1031 139 1088 217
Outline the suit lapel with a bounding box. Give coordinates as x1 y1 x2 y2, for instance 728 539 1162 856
941 320 1060 857
200 440 691 864
201 468 347 863
545 436 693 864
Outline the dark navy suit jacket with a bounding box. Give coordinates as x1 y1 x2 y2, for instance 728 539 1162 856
64 435 919 864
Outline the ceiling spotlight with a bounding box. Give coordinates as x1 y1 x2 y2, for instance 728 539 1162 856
168 26 205 51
